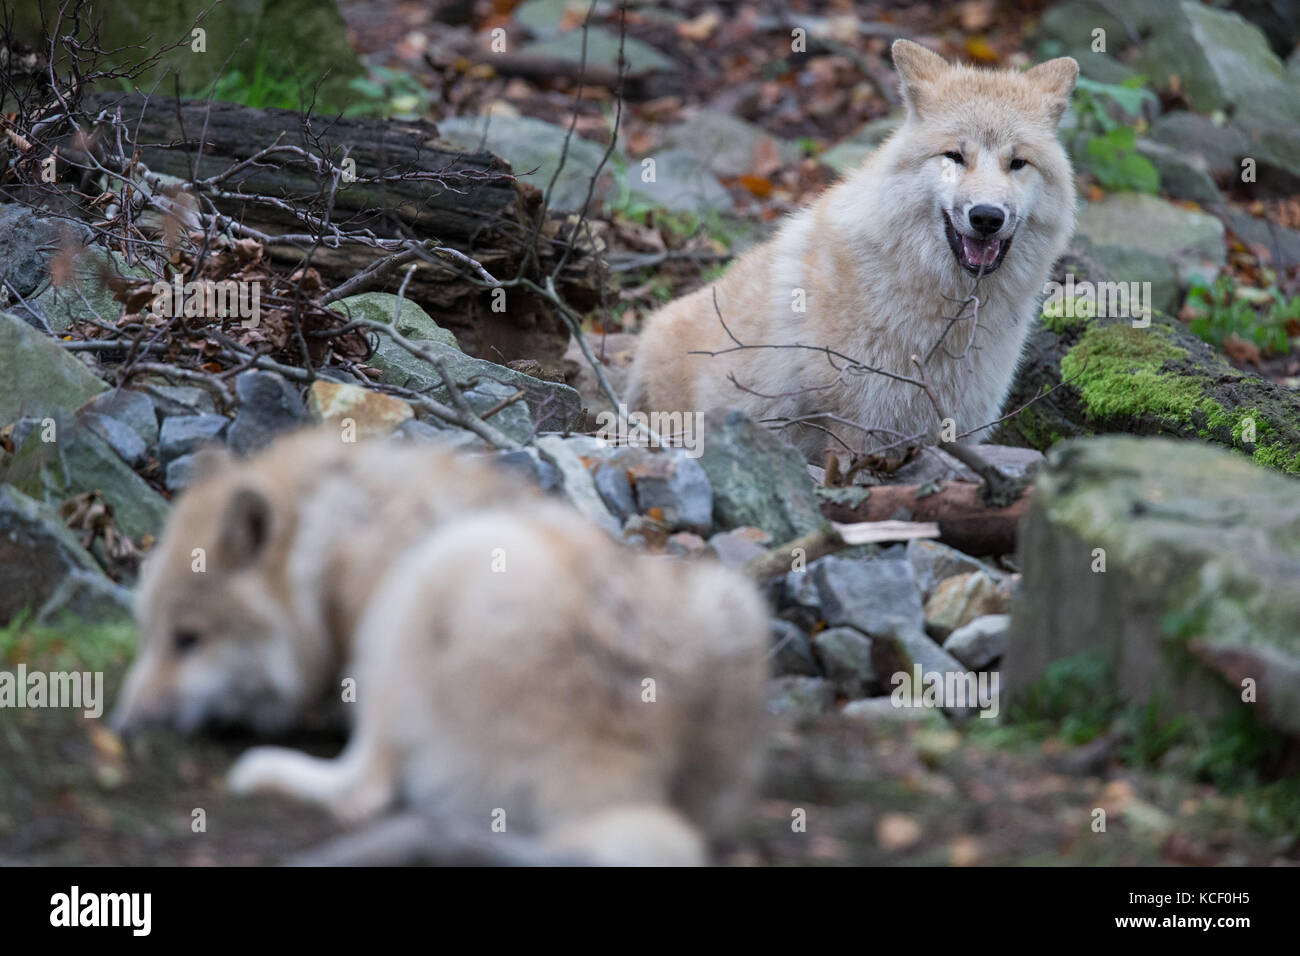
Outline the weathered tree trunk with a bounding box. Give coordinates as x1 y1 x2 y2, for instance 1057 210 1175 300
73 93 605 364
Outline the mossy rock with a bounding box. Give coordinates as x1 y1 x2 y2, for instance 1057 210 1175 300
995 253 1300 475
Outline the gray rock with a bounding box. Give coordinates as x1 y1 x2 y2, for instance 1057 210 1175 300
1076 192 1226 272
0 310 106 424
164 453 199 492
812 626 875 698
0 483 132 625
621 448 713 534
22 245 146 333
820 116 901 175
490 448 559 491
226 371 309 456
1136 2 1285 113
535 435 621 535
159 413 229 462
367 336 581 435
80 411 147 468
81 389 159 449
1231 82 1300 195
873 624 975 719
438 113 615 212
812 555 925 636
6 422 168 541
0 204 91 300
518 26 673 74
1147 112 1248 180
766 676 836 721
1216 208 1300 270
783 567 821 608
942 614 1011 670
1136 139 1222 204
905 538 1002 600
1071 234 1183 315
393 418 486 451
657 109 800 179
708 527 772 569
841 696 949 728
1007 436 1300 737
142 384 217 417
593 462 637 523
770 618 819 677
326 292 460 349
698 408 826 542
625 148 735 214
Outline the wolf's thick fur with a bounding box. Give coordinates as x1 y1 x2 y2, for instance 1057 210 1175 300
626 41 1078 460
113 430 769 865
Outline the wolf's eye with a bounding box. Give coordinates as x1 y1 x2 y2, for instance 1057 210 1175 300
943 151 965 165
1010 157 1028 171
173 629 202 654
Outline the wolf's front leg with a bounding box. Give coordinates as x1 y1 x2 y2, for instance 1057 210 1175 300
227 743 395 823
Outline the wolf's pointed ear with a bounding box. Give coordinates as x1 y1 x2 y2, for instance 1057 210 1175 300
1025 57 1079 124
216 486 273 569
891 39 949 117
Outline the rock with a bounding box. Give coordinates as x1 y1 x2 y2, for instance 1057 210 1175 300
883 443 1044 487
489 448 559 491
366 336 582 435
665 532 707 557
766 676 836 721
158 414 229 462
0 311 106 425
1007 436 1300 737
620 448 712 534
625 148 734 214
1069 234 1182 315
225 371 310 456
657 109 800 179
812 626 875 698
393 418 485 451
535 435 622 535
942 614 1011 670
164 453 199 492
326 293 460 350
79 412 147 468
698 408 826 542
80 389 159 450
1075 193 1226 280
924 571 1006 640
307 380 413 437
0 483 133 625
841 696 948 728
770 618 819 677
142 384 217 417
812 556 925 636
0 204 91 300
1135 139 1221 204
1229 81 1300 195
820 116 901 175
905 538 1001 599
15 245 145 333
871 624 974 718
514 0 592 37
1136 2 1285 113
1147 112 1248 180
518 26 674 74
1217 208 1300 269
7 421 169 541
437 114 614 212
708 526 772 569
592 462 637 524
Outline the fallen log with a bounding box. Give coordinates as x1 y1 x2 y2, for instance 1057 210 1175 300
819 482 1032 556
64 92 607 364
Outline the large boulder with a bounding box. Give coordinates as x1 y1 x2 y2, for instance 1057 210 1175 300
1007 436 1300 738
0 311 105 425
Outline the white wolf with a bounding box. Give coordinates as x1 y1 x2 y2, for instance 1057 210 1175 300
626 40 1079 460
112 430 769 865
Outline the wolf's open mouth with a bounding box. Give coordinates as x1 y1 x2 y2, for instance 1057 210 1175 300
943 211 1012 277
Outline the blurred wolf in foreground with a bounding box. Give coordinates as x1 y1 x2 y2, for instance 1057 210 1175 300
112 430 769 865
627 40 1079 460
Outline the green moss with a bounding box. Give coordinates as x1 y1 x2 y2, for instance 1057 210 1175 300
1039 294 1094 333
1252 444 1300 473
1060 324 1202 421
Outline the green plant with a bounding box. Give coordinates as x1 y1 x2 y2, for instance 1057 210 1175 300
1071 76 1160 194
1184 275 1296 355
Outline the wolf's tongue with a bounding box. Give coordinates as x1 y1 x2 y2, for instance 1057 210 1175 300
962 235 1001 267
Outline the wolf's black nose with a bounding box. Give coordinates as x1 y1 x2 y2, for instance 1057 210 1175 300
968 205 1005 237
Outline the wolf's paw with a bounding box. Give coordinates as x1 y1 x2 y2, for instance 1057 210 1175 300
227 746 299 796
